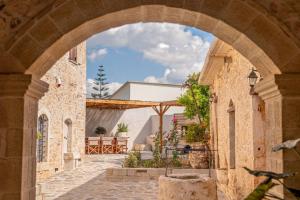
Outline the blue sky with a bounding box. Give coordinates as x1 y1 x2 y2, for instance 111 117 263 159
86 23 214 95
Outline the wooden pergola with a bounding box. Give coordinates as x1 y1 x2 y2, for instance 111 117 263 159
86 99 183 152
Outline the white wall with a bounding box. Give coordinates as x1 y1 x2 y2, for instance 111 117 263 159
129 83 185 101
110 84 130 100
151 114 174 134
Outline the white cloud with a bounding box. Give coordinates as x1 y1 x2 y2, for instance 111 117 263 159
87 23 212 83
86 79 122 98
144 76 160 83
88 48 108 61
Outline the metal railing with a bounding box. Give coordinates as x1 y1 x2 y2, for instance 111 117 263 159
164 146 217 177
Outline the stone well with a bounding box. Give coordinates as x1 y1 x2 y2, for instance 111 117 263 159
158 174 217 200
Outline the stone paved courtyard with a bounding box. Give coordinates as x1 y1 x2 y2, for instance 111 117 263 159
38 155 158 200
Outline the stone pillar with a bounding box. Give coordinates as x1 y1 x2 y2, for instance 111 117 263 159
0 74 48 200
255 74 300 199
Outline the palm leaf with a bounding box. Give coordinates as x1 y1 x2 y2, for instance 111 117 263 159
244 178 277 200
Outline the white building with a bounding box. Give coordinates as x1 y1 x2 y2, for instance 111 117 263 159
86 81 185 150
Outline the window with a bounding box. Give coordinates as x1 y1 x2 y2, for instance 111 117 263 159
227 100 235 169
69 47 77 63
37 114 48 162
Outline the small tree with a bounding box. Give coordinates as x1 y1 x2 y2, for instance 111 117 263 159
91 65 110 99
178 73 210 127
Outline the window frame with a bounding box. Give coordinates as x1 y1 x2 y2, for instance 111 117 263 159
68 47 78 64
37 114 48 163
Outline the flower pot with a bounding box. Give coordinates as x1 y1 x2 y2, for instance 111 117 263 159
188 143 209 169
118 132 127 137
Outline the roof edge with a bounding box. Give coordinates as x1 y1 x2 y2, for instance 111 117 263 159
198 39 233 85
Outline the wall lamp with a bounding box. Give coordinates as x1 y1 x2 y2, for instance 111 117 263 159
247 68 259 95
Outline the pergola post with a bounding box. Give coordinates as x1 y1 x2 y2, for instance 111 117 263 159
152 104 171 153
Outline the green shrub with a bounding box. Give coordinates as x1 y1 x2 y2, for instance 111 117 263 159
123 152 139 168
153 132 163 167
142 160 155 168
171 151 182 167
132 151 141 161
185 123 206 143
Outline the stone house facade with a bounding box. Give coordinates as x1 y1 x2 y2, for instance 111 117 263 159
199 40 266 199
36 42 86 181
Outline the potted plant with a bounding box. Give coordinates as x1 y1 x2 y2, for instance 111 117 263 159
117 123 128 137
94 126 107 137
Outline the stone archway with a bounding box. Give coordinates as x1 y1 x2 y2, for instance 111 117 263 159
1 1 300 199
0 0 300 78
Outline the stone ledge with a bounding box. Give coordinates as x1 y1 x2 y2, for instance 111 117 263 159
105 168 209 181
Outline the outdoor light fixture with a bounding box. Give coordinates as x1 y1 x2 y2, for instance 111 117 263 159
248 68 259 95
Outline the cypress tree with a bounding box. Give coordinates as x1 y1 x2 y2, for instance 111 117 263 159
91 65 110 99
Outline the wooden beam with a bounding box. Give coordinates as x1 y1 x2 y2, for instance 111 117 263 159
86 99 160 109
152 106 160 115
162 105 171 114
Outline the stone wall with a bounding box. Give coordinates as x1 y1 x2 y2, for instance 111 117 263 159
210 48 266 199
36 42 86 181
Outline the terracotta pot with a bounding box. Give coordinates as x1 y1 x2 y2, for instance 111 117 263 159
188 143 209 169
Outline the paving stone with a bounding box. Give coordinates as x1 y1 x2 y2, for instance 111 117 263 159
37 155 158 200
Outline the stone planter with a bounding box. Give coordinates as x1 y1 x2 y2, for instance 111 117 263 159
188 143 209 169
158 174 217 200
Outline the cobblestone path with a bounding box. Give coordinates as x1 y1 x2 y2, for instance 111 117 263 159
38 155 158 200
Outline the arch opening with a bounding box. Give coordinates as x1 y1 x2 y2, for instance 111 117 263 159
2 1 299 77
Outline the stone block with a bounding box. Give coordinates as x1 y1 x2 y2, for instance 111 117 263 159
164 7 184 24
184 0 203 12
74 0 105 19
245 16 299 68
181 11 198 27
30 17 62 48
194 13 218 33
142 5 165 22
49 1 86 33
9 35 43 72
212 21 242 44
283 51 300 73
200 0 230 18
113 168 127 176
127 168 136 176
221 0 259 31
106 168 113 176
